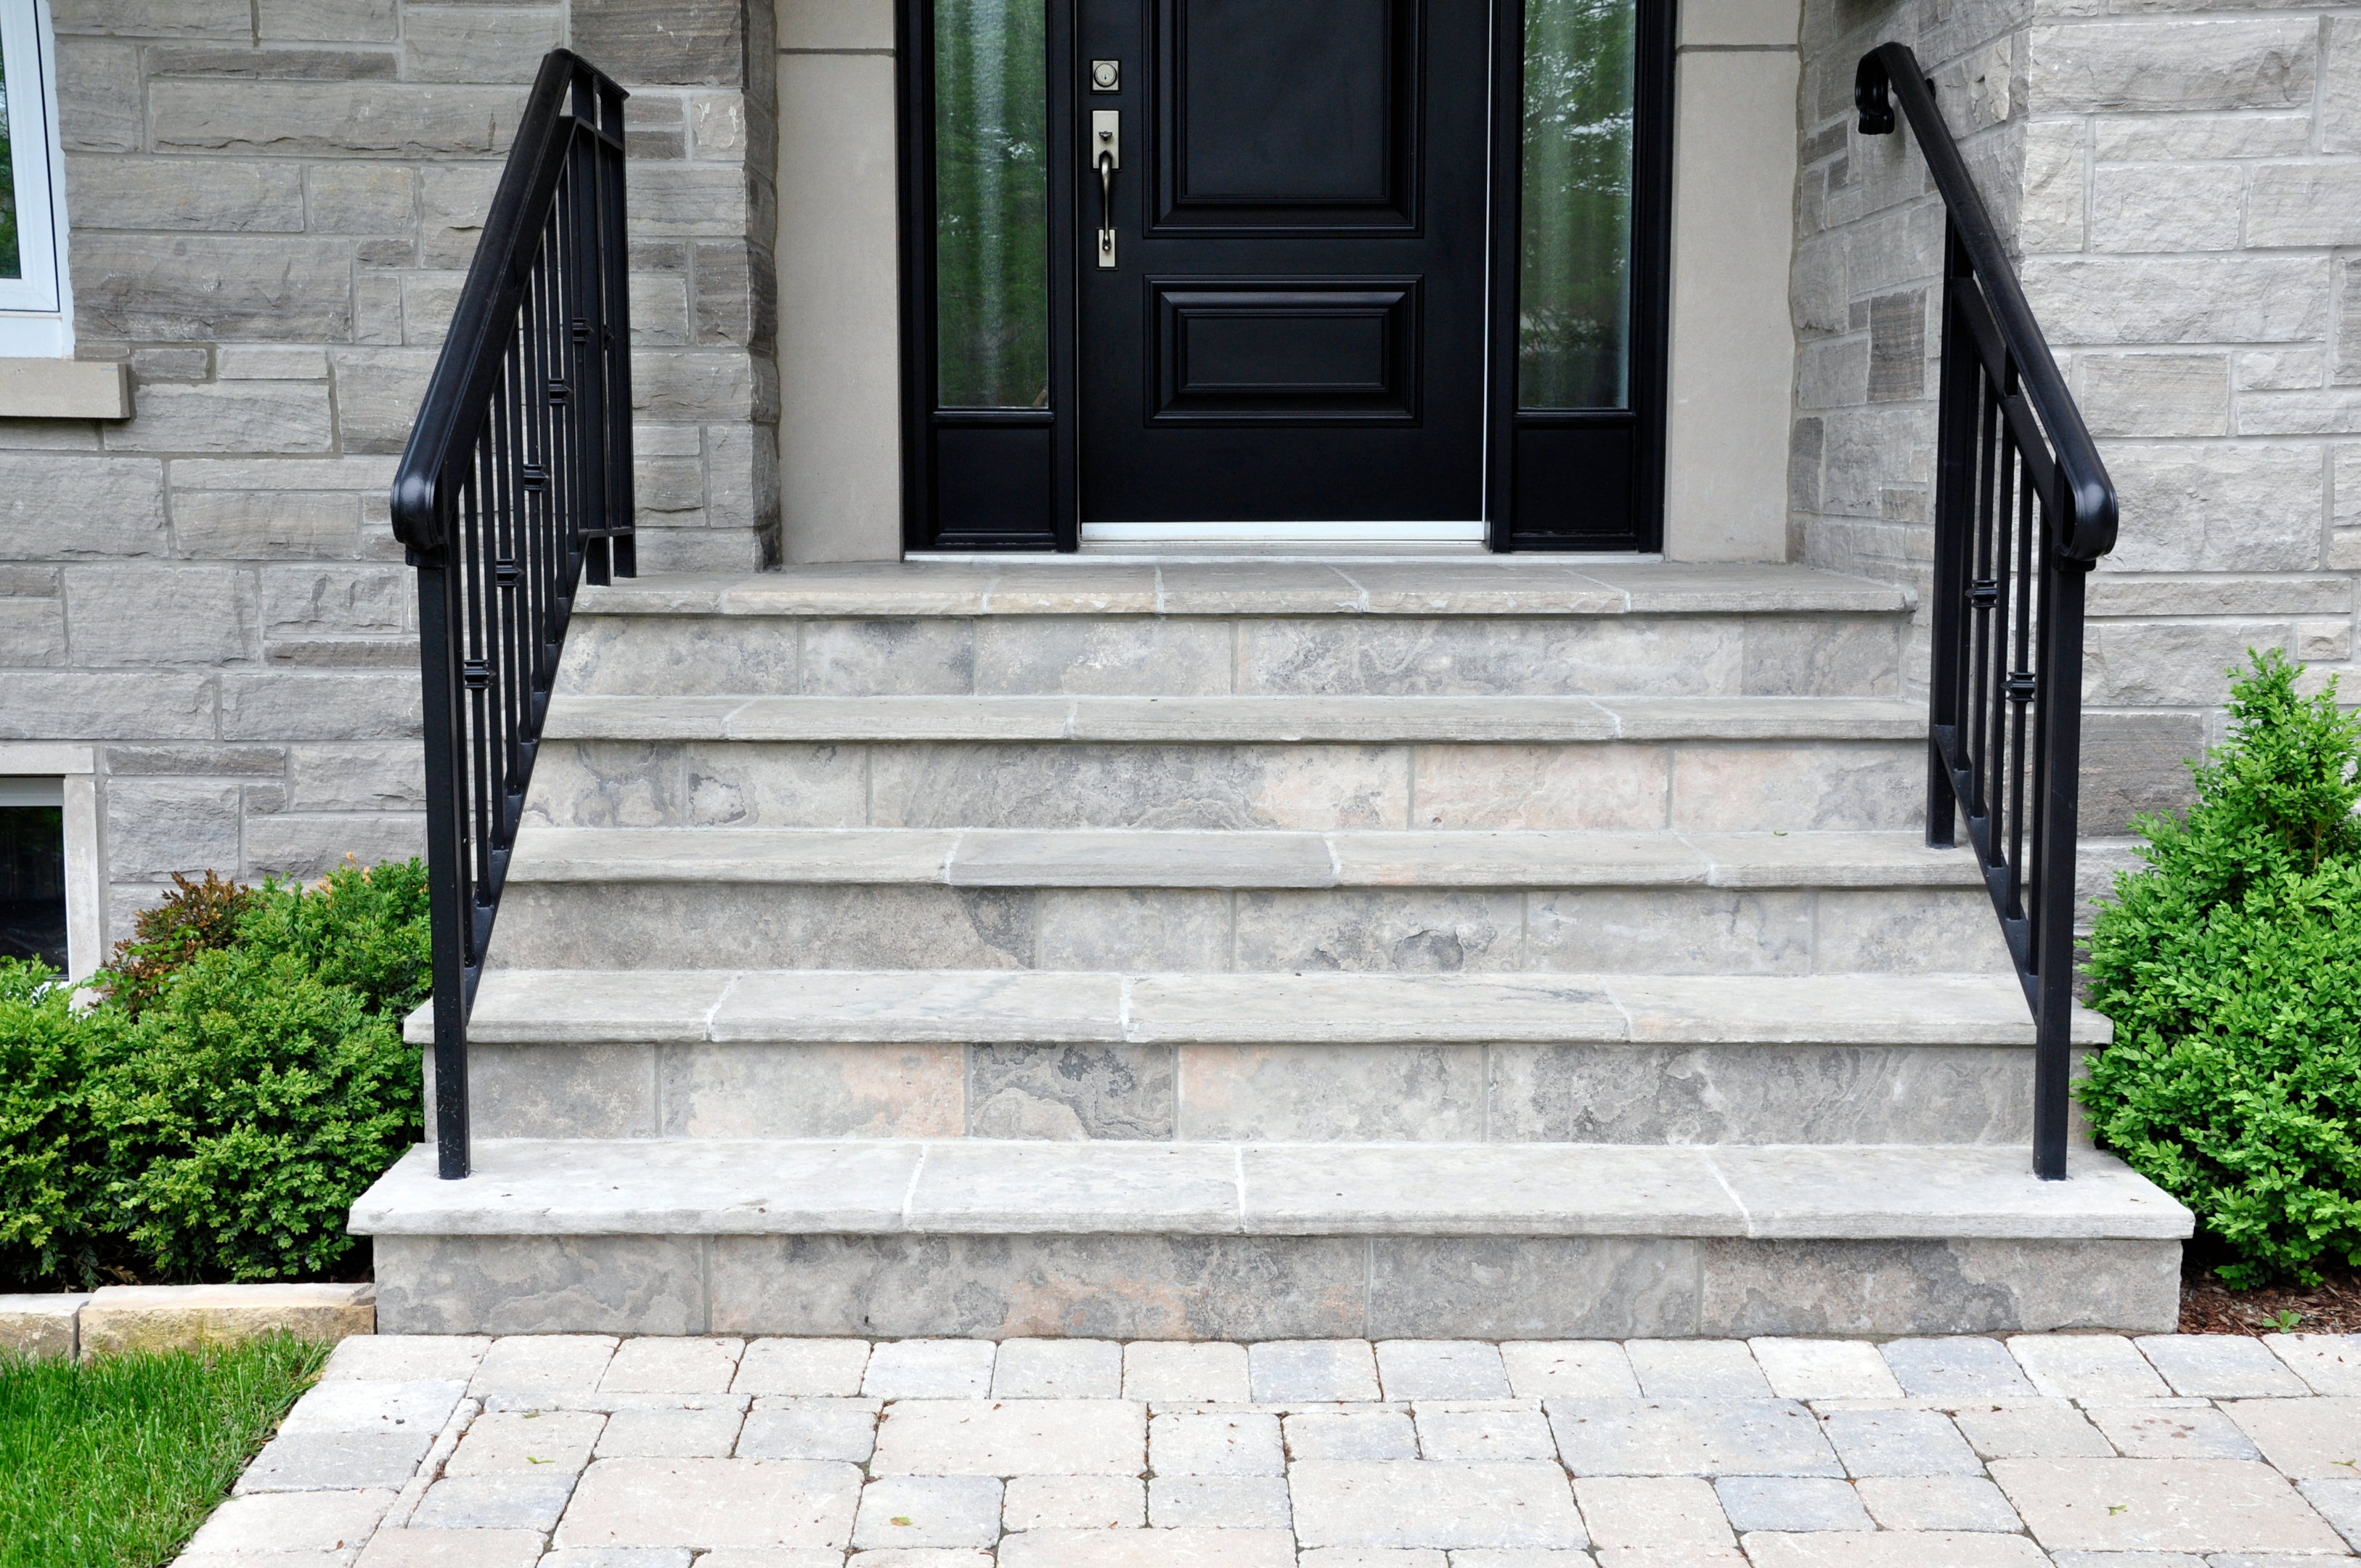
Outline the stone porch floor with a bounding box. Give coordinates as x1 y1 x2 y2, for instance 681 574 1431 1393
175 1332 2361 1567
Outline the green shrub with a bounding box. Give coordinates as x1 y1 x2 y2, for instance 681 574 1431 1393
0 858 429 1291
2080 648 2361 1288
94 946 420 1283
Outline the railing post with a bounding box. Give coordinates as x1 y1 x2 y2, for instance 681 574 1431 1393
415 552 473 1180
2031 556 2091 1180
1926 223 1978 851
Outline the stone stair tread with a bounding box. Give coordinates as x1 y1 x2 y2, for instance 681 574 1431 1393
542 693 1928 743
414 968 2111 1048
348 1137 2190 1241
576 560 1912 620
505 826 1986 890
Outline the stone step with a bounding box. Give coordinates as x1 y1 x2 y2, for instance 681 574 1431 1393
487 828 2010 975
416 968 2103 1146
351 1137 2190 1338
526 707 1929 838
555 563 1911 701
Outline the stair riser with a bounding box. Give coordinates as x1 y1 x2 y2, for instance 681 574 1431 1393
436 1039 2058 1146
489 881 2013 976
372 1230 2179 1337
555 613 1904 700
524 738 1928 834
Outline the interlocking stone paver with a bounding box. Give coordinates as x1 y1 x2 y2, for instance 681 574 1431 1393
1740 1530 2050 1565
537 1550 696 1568
1412 1405 1557 1461
1286 1408 1419 1461
1712 1475 1872 1532
1150 1473 1293 1527
1122 1340 1250 1402
322 1336 492 1384
601 1336 744 1394
2266 1334 2361 1395
1819 1408 1983 1477
736 1337 873 1396
1290 1459 1586 1548
870 1400 1145 1475
234 1430 434 1493
1748 1339 1902 1401
1951 1400 2114 1460
1376 1340 1512 1400
2043 1553 2203 1568
2090 1402 2264 1461
1590 1550 1749 1568
350 1529 545 1567
1990 1456 2349 1553
183 1489 396 1554
1627 1341 1772 1397
595 1404 746 1457
281 1379 468 1437
1547 1398 1841 1477
844 1551 992 1566
1002 1474 1145 1529
1573 1475 1735 1548
852 1474 1004 1547
469 1336 618 1402
2209 1555 2361 1568
741 1397 882 1461
991 1339 1122 1399
694 1553 846 1568
1501 1342 1639 1399
864 1339 997 1399
555 1458 864 1550
1853 1475 2022 1532
411 1471 579 1530
2009 1335 2172 1401
2134 1336 2313 1400
998 1526 1297 1565
1881 1338 2037 1399
2296 1477 2361 1548
1445 1552 1600 1568
1296 1550 1448 1568
1153 1410 1286 1474
1251 1339 1382 1402
446 1408 605 1473
2221 1397 2361 1476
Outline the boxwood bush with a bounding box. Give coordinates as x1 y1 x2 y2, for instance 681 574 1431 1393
2080 649 2361 1287
0 860 426 1291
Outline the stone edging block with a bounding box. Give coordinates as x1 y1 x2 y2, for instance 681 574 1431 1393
0 1283 378 1362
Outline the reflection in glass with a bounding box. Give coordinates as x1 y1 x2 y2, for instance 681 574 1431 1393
935 0 1048 408
0 30 20 280
0 807 66 970
1517 0 1634 409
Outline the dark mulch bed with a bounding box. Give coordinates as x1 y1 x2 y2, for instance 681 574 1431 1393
2179 1244 2361 1334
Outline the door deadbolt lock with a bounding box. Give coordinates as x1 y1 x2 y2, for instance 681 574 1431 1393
1092 109 1120 269
1089 58 1119 92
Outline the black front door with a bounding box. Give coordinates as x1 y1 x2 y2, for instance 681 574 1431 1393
1074 0 1488 525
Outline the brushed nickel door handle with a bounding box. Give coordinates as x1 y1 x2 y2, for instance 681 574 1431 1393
1092 109 1120 269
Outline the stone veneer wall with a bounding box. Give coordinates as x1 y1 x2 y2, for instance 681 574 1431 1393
0 0 776 936
1790 0 2361 866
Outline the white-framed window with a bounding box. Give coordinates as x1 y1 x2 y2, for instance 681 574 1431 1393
0 748 105 983
0 0 70 354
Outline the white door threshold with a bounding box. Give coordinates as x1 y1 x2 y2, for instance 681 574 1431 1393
1080 520 1488 546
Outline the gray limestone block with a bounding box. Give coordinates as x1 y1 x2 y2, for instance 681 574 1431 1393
234 1429 433 1493
969 1043 1176 1140
0 1294 86 1360
1713 1475 1873 1532
1697 1239 2184 1337
372 1235 707 1336
1369 1237 1703 1340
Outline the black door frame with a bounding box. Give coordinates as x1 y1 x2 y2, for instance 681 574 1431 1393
897 0 1676 553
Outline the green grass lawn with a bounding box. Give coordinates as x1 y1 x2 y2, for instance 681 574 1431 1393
0 1334 329 1568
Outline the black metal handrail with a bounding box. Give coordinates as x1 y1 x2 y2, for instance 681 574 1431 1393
1856 44 2119 1181
391 49 635 1180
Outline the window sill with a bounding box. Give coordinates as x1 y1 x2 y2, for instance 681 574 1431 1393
0 359 131 420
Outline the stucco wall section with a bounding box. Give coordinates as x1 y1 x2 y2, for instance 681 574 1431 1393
1790 0 2360 853
1 0 776 937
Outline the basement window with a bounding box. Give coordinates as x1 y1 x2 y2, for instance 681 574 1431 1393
0 0 70 356
0 776 67 972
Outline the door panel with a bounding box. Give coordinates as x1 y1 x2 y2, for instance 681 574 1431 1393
1080 0 1483 524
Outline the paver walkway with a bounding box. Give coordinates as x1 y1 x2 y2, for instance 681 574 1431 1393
176 1332 2361 1567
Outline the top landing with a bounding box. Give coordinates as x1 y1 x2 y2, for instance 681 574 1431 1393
577 558 1913 620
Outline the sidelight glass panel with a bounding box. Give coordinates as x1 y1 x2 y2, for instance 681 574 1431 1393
0 28 20 279
0 799 65 971
934 0 1049 408
1517 0 1636 409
